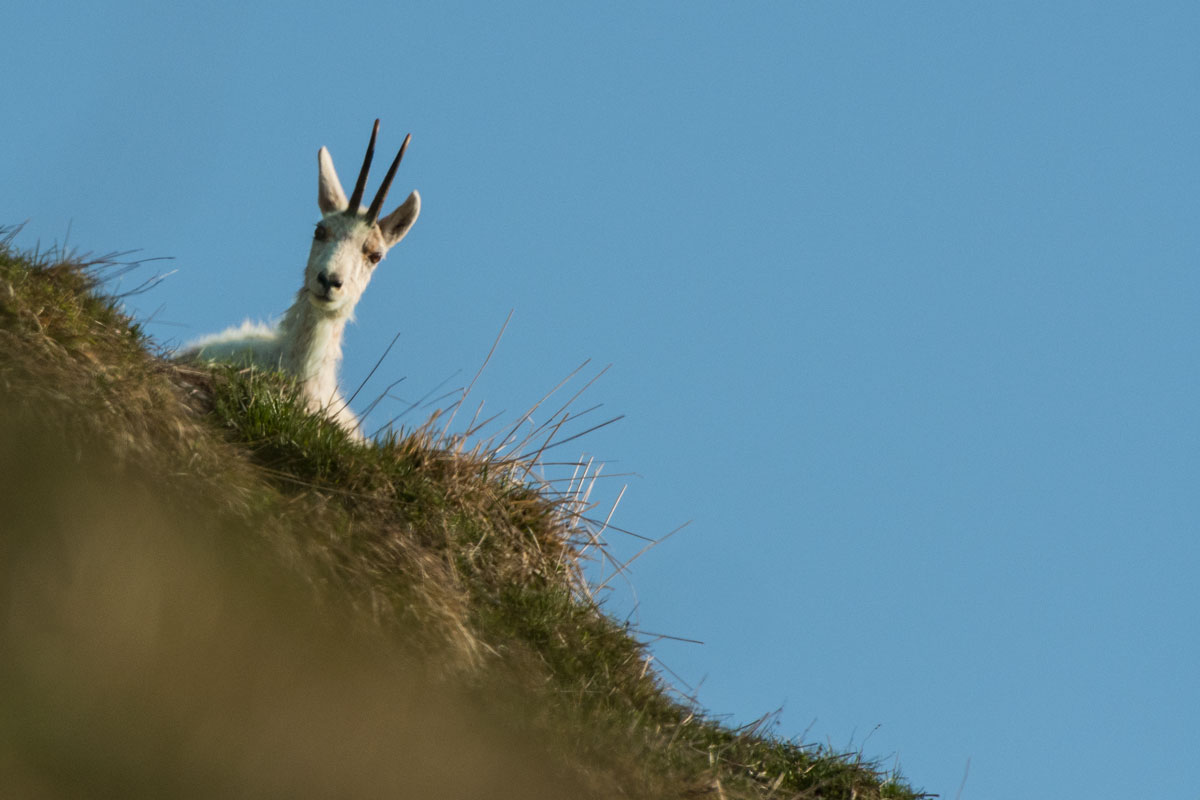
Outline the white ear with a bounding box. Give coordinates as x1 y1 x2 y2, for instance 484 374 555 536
379 190 420 247
317 147 348 213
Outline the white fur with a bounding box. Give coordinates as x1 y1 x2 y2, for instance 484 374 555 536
181 127 420 440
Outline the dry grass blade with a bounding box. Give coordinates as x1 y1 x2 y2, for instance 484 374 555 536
491 358 593 455
440 309 512 442
518 412 625 463
345 329 404 409
595 520 691 594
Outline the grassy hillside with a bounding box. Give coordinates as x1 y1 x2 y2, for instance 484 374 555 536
0 231 928 799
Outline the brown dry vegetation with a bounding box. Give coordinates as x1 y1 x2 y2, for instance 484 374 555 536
0 231 928 799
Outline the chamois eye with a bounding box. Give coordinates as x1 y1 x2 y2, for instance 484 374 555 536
313 226 328 241
367 252 383 265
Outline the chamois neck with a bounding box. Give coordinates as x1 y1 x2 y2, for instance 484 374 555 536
278 290 350 392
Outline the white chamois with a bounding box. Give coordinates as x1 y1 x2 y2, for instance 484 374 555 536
181 120 420 438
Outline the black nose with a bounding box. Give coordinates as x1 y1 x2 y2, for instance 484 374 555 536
317 272 343 290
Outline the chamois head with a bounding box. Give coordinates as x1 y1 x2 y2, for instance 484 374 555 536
307 119 421 315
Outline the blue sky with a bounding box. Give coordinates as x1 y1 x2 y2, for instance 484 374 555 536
5 2 1199 797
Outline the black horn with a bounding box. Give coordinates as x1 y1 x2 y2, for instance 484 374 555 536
346 119 380 214
366 133 411 225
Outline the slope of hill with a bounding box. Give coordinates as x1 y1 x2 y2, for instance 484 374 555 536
0 231 927 799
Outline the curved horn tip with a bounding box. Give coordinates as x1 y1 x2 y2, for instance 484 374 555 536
346 120 381 214
365 132 415 225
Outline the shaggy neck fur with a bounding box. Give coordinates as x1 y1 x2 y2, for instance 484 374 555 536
278 289 351 416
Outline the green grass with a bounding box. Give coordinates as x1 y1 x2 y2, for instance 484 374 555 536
0 230 930 799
